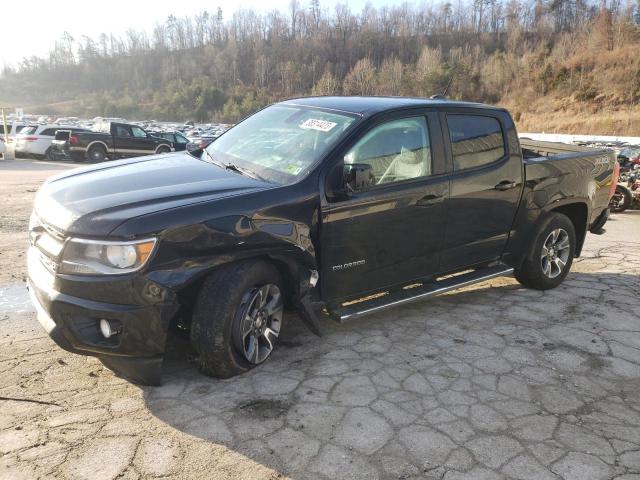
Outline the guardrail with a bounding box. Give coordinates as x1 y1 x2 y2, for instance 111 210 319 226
519 133 640 145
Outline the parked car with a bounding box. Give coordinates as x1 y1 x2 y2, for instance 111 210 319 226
57 120 173 162
186 135 216 152
0 137 5 159
150 131 190 151
0 122 30 141
27 96 616 385
14 125 90 160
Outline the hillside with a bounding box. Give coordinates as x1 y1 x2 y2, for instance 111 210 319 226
1 1 639 134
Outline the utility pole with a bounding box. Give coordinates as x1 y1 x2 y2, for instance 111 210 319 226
1 106 9 144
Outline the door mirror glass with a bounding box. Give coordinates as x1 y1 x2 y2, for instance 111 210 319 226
344 163 375 193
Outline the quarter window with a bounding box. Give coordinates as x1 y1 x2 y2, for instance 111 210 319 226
447 115 505 170
344 117 432 185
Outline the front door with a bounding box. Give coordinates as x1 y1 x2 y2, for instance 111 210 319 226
320 112 449 304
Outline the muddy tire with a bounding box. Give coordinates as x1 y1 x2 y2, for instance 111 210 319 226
156 145 171 154
190 260 284 378
514 212 576 290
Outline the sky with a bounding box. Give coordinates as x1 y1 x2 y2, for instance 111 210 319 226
1 0 410 67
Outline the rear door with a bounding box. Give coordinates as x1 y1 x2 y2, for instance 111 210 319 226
439 109 523 271
320 111 449 303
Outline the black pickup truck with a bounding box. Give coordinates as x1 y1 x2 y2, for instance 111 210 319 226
55 120 173 162
27 97 617 385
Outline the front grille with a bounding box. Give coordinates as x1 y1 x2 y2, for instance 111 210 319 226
29 215 67 274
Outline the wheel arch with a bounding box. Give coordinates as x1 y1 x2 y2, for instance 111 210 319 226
171 252 312 329
549 202 588 257
155 143 172 154
86 140 109 153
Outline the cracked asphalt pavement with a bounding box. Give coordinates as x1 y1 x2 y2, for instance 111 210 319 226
1 159 640 480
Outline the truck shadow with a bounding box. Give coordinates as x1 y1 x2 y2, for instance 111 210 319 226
142 270 639 478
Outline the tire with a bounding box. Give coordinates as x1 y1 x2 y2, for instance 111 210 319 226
87 145 107 163
609 185 632 213
514 212 576 290
190 260 284 378
156 145 171 154
44 147 56 161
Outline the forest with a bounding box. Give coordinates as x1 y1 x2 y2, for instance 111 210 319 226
1 0 639 134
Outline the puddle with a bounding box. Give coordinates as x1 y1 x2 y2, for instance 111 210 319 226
0 283 33 315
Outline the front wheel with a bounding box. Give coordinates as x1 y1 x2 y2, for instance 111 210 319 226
190 260 284 378
515 213 576 290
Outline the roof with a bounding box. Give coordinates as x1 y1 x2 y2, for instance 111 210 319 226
280 96 499 116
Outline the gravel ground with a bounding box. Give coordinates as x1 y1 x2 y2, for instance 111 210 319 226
1 159 640 480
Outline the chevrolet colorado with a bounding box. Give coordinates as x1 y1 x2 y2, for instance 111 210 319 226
27 97 617 385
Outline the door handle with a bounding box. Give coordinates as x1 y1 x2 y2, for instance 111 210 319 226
416 194 444 207
494 180 517 191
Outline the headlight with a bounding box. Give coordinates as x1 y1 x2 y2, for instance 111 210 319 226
28 211 40 231
59 238 157 275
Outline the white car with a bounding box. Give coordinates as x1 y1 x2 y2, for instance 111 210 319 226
0 122 29 142
14 124 88 160
0 137 6 159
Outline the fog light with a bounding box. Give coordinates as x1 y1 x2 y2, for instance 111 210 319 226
99 319 119 338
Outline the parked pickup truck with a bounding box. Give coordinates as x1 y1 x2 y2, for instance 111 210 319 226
55 120 173 162
27 96 617 385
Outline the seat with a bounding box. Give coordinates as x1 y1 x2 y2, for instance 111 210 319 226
380 146 429 183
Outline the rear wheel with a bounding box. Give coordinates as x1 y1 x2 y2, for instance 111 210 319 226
44 147 56 161
515 213 576 290
87 145 108 163
156 145 171 154
190 260 284 378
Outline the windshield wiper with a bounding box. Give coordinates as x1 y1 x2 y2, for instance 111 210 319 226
225 163 267 182
202 148 225 168
203 149 267 182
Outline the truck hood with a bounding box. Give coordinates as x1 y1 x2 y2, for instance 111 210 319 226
34 152 272 236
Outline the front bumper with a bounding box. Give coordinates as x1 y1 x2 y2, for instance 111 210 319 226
27 247 179 385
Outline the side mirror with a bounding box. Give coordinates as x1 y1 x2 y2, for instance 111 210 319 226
343 163 375 193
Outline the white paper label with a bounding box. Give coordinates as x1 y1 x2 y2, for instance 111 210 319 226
300 119 337 132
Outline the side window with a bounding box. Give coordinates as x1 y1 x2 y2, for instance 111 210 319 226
131 126 147 138
344 117 432 185
176 134 188 144
41 128 58 136
115 126 131 137
447 115 505 171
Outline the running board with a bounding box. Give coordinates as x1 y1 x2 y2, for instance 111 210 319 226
330 265 514 323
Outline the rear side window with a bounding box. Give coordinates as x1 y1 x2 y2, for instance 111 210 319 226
20 126 38 135
41 128 58 136
447 115 505 170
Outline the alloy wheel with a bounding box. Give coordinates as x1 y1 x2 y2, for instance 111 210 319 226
540 228 570 279
233 284 283 364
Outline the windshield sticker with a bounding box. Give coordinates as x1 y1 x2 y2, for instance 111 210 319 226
300 118 337 132
284 164 304 175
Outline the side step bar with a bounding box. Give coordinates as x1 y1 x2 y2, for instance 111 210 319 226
330 265 514 323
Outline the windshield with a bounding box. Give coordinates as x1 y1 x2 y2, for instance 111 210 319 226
620 148 640 158
206 104 357 184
